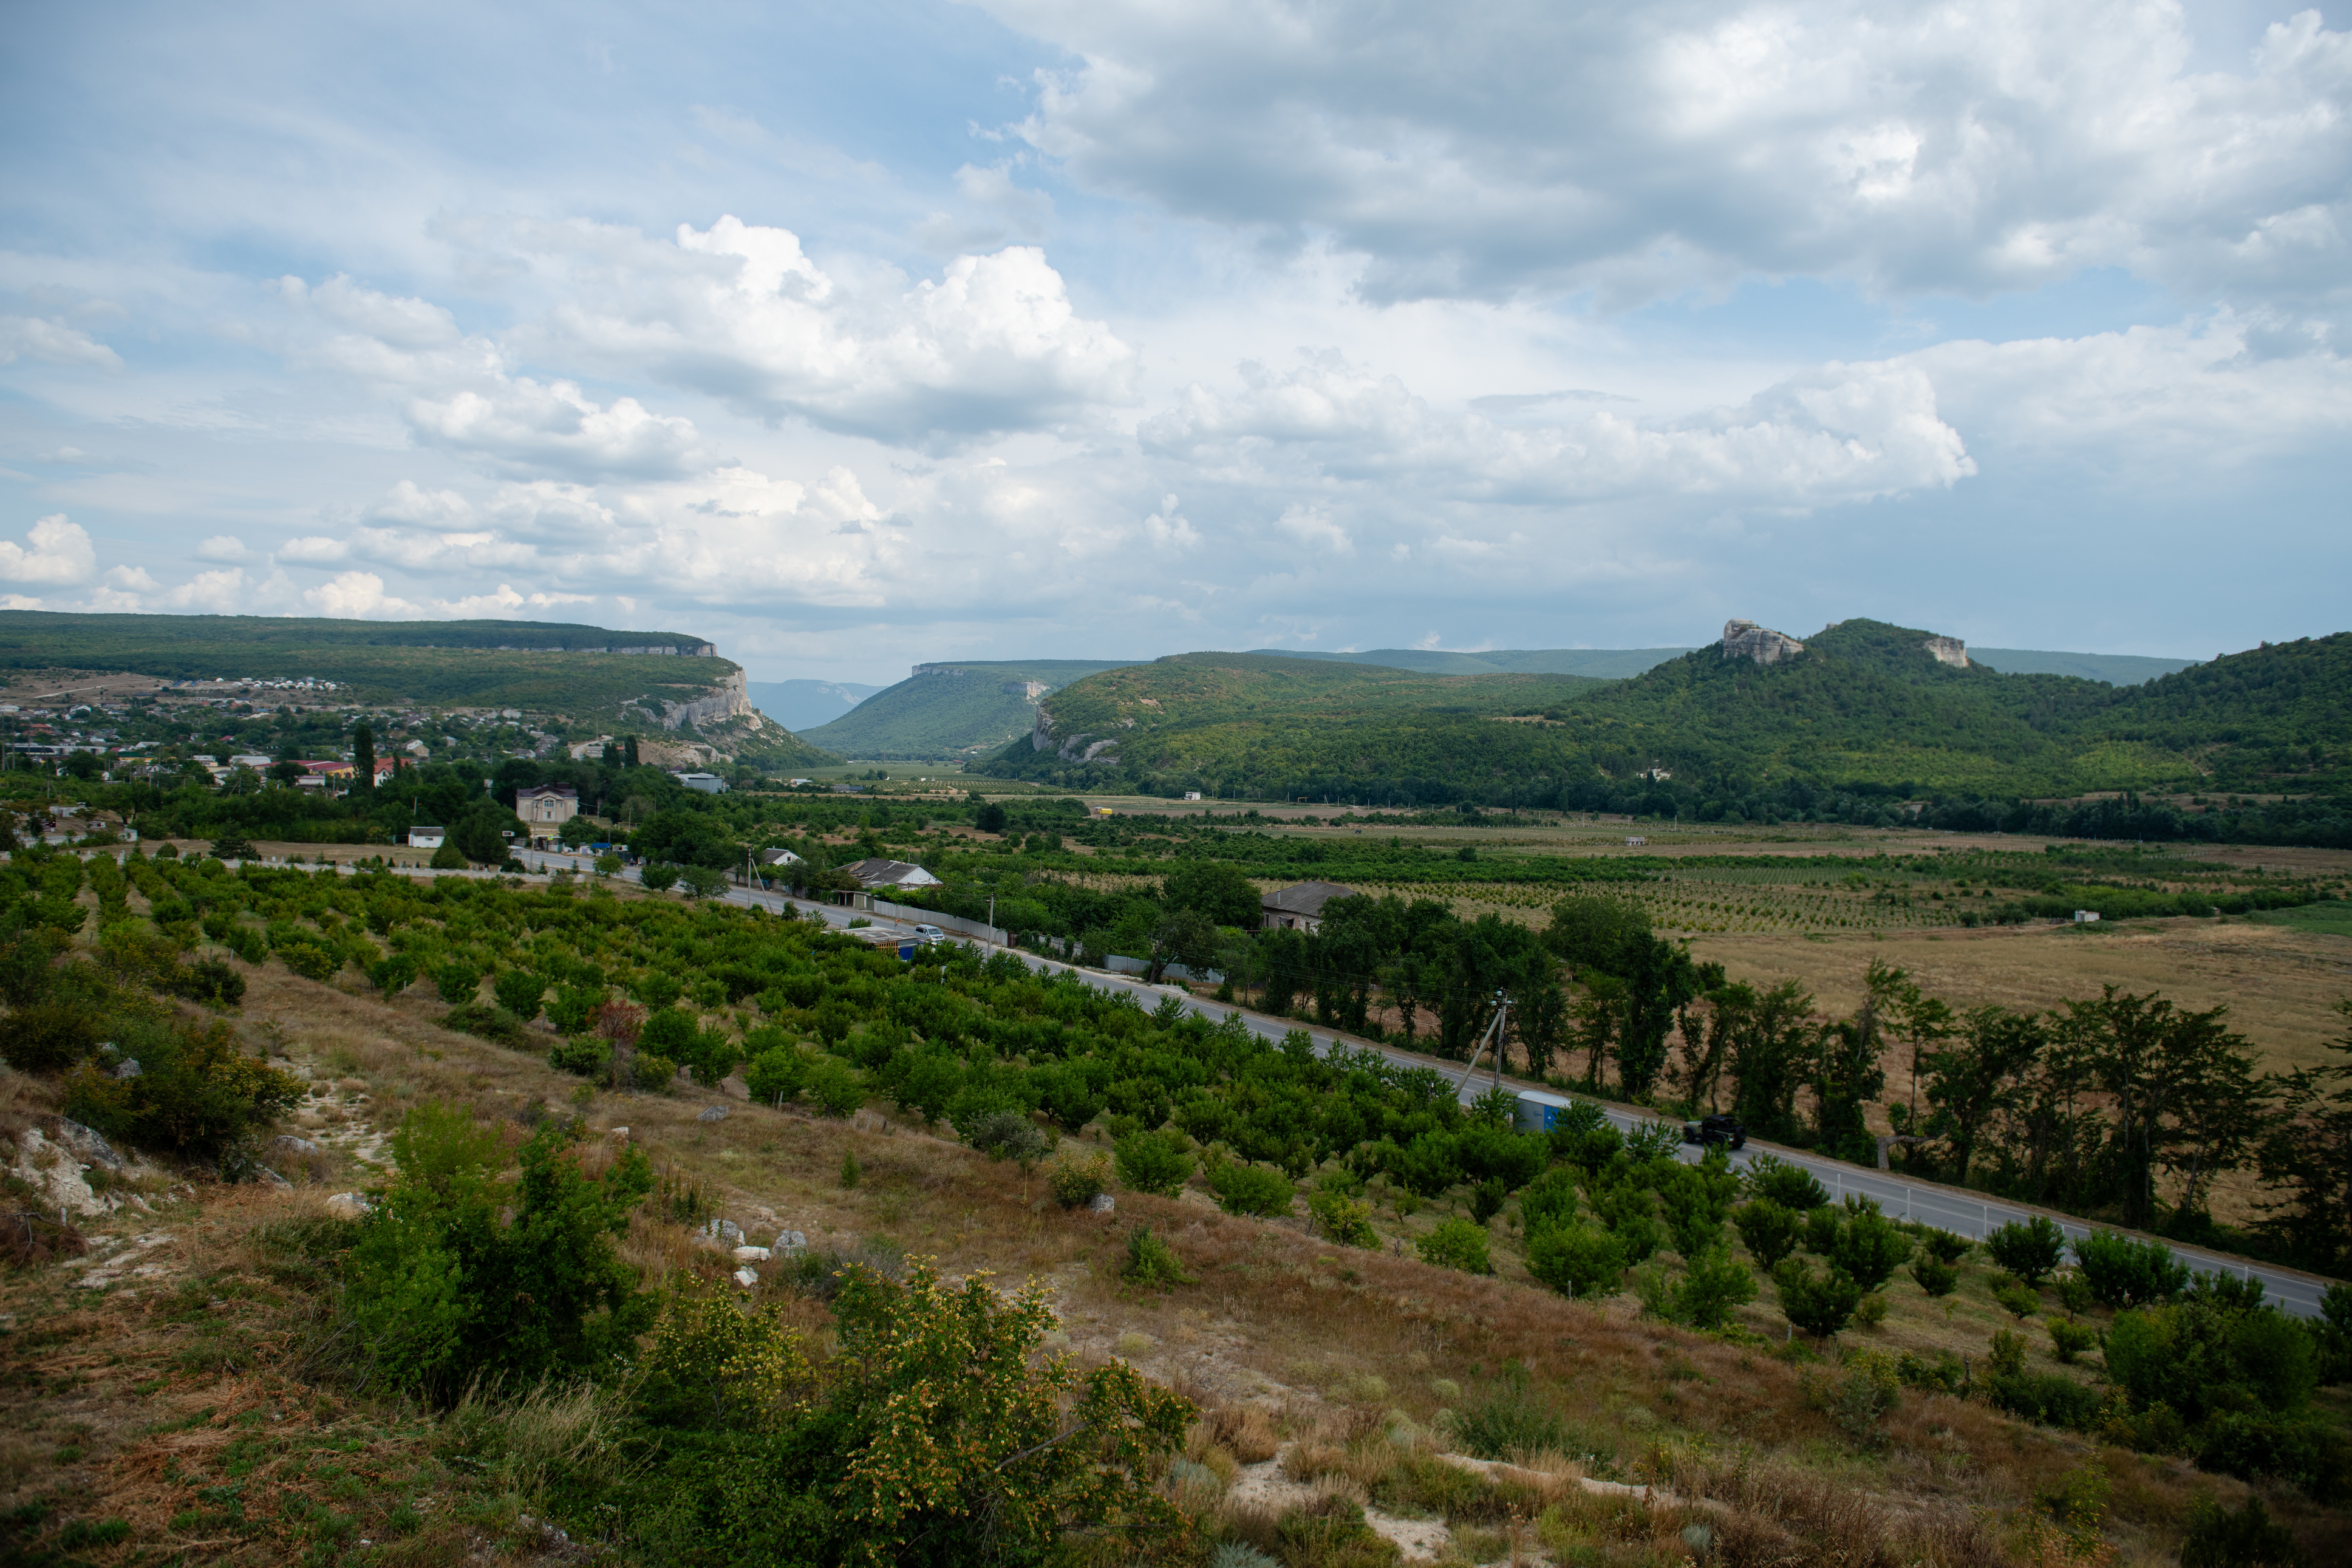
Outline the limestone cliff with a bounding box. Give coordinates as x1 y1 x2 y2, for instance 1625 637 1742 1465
632 668 755 732
1720 619 1807 665
1921 635 1969 668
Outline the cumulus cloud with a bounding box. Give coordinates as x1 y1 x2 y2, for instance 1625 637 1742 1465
994 0 2352 316
160 567 254 614
0 316 123 368
512 215 1139 445
1141 350 1975 506
0 515 97 584
194 534 252 562
305 570 420 618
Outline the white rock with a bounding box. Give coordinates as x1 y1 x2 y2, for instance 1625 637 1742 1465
324 1192 375 1221
732 1245 771 1263
608 1127 630 1140
1089 1193 1116 1213
697 1106 728 1122
273 1134 322 1156
732 1267 759 1288
778 1230 808 1252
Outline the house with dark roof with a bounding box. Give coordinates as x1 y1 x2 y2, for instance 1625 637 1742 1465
842 857 943 891
1260 880 1358 933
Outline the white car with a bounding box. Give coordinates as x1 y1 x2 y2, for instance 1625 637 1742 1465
911 924 947 944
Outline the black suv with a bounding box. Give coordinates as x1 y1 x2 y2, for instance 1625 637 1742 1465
1682 1114 1747 1150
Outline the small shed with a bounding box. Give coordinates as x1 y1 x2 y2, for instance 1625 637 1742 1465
1260 880 1359 933
408 826 447 850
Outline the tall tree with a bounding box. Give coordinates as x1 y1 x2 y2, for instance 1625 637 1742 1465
1727 980 1815 1141
1904 1004 2047 1182
2057 987 2262 1229
352 722 375 796
2255 998 2352 1274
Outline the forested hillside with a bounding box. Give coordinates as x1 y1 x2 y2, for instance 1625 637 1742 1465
978 624 2352 842
797 658 1143 757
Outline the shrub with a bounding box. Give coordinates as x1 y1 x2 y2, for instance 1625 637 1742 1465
2057 1272 2096 1315
1853 1292 1888 1328
1526 1224 1628 1300
1996 1279 2043 1320
1123 1225 1193 1289
2047 1318 2099 1364
1827 1200 1912 1292
1815 1350 1901 1447
1516 1168 1578 1235
1742 1153 1829 1211
2075 1229 2191 1307
492 969 547 1020
1909 1256 1959 1297
342 1106 654 1400
440 1003 528 1045
632 1053 677 1092
2195 1412 2351 1495
1417 1218 1493 1275
639 862 681 892
1988 1328 2028 1376
1667 1249 1757 1331
433 961 481 1004
679 1025 740 1089
1206 1157 1293 1217
1773 1258 1865 1338
1046 1150 1110 1208
802 1058 865 1117
1732 1199 1802 1268
639 1007 698 1058
745 1046 810 1106
1986 1369 2102 1431
1984 1216 2067 1286
963 1109 1053 1166
1468 1177 1506 1226
1114 1129 1195 1196
276 939 341 981
1917 1227 1972 1265
1453 1366 1566 1460
61 1017 303 1161
2179 1495 2303 1568
428 841 468 871
1308 1189 1379 1249
677 865 730 899
548 1037 611 1077
547 984 604 1034
2 1003 101 1072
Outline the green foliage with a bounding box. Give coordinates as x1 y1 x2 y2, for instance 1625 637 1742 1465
639 862 681 892
492 967 547 1020
1773 1258 1866 1337
1114 1128 1195 1196
1984 1216 2068 1286
1451 1366 1567 1461
1731 1198 1802 1269
1417 1217 1493 1274
1995 1279 2043 1320
745 1045 810 1106
2076 1229 2192 1307
681 1023 741 1088
1909 1256 1959 1297
1307 1188 1379 1248
429 840 468 871
964 1108 1052 1167
1046 1150 1110 1207
548 1036 610 1077
340 1106 654 1402
1122 1225 1194 1289
2179 1495 2306 1568
62 1016 303 1161
2047 1318 2099 1364
1916 1227 1972 1265
2 1003 101 1072
432 960 481 1004
1526 1224 1627 1300
1663 1248 1757 1331
1206 1156 1293 1217
632 1052 677 1091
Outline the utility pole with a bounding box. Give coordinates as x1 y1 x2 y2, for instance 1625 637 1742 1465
1453 989 1512 1097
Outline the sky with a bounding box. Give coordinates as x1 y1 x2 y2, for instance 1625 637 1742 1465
2 0 2347 686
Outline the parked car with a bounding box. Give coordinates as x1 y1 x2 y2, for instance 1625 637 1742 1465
1682 1114 1747 1150
911 924 947 944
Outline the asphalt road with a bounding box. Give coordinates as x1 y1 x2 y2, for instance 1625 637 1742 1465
509 853 2339 1321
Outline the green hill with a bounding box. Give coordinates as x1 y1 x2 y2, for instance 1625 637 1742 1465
1249 646 1696 677
797 659 1144 758
0 610 737 713
977 622 2352 810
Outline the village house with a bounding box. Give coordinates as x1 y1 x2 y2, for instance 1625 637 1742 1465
841 857 943 892
1260 880 1358 933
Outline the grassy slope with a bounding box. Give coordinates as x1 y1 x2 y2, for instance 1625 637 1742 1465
799 660 1145 758
7 932 2343 1566
1250 647 1697 677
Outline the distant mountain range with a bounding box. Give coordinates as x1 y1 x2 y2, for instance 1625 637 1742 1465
747 680 885 733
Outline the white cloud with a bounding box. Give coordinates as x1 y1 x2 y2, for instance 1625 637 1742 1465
513 215 1140 445
0 594 43 611
1275 502 1354 554
994 1 2352 318
305 570 420 618
160 567 252 614
277 536 351 563
194 534 252 562
1142 350 1975 505
105 565 158 593
0 316 122 369
0 515 97 584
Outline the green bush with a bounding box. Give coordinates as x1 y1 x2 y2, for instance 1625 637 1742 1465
1909 1256 1959 1297
2 1003 101 1072
1984 1216 2068 1286
1516 1168 1578 1235
1988 1328 2028 1376
803 1058 865 1117
1417 1217 1493 1275
639 862 681 892
160 956 247 1008
2075 1229 2190 1307
2047 1318 2099 1364
1123 1225 1193 1289
1732 1199 1802 1268
1772 1258 1866 1338
1986 1368 2102 1431
61 1016 303 1161
1665 1249 1757 1331
548 1036 611 1077
1114 1128 1195 1196
2179 1495 2304 1568
633 1053 677 1092
1205 1157 1292 1217
1046 1150 1110 1208
1827 1201 1912 1292
433 961 481 1005
1996 1279 2043 1320
440 1002 528 1045
1452 1366 1566 1460
1526 1224 1627 1301
965 1110 1052 1166
492 969 547 1020
638 1007 698 1058
276 939 342 982
341 1105 654 1400
547 983 604 1034
682 1024 741 1089
1917 1227 1972 1266
1742 1153 1829 1211
745 1046 810 1106
428 841 468 871
1307 1189 1379 1249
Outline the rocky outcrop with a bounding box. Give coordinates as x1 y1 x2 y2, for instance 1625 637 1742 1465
1030 702 1123 763
1922 635 1969 668
634 668 754 732
1720 620 1807 665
